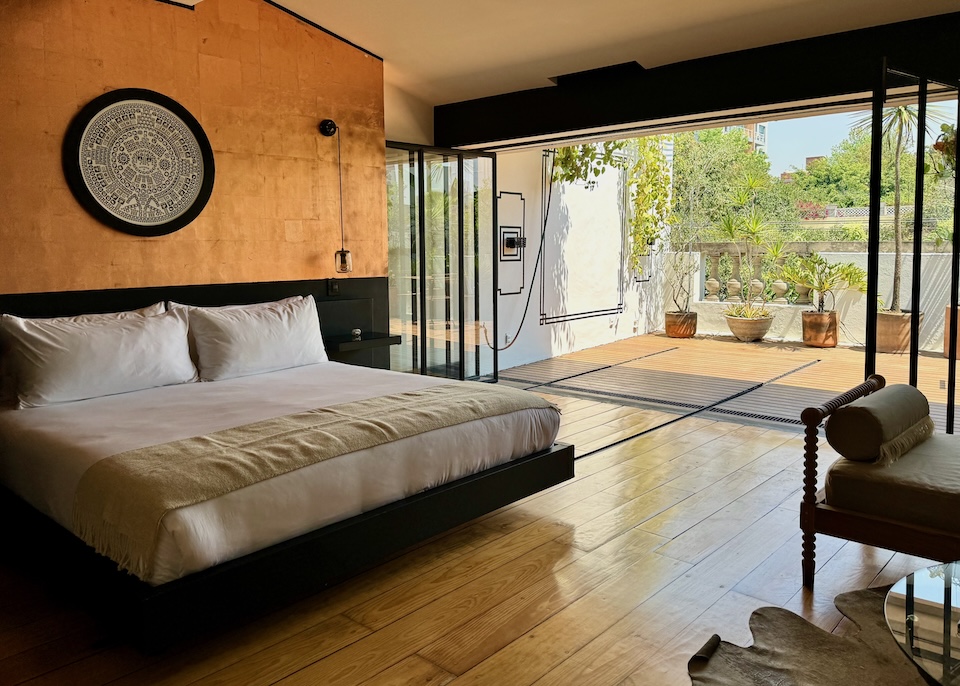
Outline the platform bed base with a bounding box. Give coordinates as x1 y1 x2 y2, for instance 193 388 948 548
4 442 574 650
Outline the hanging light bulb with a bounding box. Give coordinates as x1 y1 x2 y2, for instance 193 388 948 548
320 118 352 273
335 248 352 273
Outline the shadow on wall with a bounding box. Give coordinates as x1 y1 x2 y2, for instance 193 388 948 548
546 184 574 354
624 171 665 336
919 255 954 350
637 252 665 334
835 289 866 347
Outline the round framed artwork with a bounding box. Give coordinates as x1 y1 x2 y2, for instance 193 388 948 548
63 88 215 237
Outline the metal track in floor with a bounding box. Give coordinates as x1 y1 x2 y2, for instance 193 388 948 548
536 357 825 459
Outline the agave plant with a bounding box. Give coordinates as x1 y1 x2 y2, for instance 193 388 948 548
723 301 771 319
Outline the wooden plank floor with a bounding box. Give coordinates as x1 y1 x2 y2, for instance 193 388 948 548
0 338 936 685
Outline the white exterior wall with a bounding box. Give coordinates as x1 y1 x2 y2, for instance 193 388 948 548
496 149 664 370
673 251 955 353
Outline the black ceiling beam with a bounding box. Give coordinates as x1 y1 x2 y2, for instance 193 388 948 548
435 12 960 148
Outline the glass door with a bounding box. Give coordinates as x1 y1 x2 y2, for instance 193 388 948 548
462 155 496 381
423 152 461 377
386 143 497 381
865 66 960 430
386 147 420 373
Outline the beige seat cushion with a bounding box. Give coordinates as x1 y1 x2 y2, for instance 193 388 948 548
825 434 960 534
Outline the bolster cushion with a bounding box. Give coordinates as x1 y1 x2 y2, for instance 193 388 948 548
825 384 934 464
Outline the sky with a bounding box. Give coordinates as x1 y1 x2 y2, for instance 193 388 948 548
765 101 959 177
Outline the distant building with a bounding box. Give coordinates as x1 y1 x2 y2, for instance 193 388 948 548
780 171 794 183
805 155 826 168
723 122 768 153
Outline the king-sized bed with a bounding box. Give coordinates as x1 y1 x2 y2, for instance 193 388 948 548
0 278 574 647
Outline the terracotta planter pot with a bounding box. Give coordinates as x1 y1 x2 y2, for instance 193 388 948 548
876 310 922 354
724 315 773 342
665 311 697 338
802 311 838 348
945 306 958 358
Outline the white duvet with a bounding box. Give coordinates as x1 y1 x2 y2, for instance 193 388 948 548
0 362 560 585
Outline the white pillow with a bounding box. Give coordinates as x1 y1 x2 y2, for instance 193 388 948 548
0 308 197 408
188 295 328 381
46 302 165 323
0 302 166 408
168 296 307 366
167 296 302 313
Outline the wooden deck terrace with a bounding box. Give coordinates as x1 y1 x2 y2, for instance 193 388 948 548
502 333 957 458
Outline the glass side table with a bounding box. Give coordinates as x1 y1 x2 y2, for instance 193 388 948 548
885 562 960 685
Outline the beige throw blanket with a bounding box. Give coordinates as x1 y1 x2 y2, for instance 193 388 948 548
73 383 558 581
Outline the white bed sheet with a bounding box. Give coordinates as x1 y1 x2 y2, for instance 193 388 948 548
0 362 560 585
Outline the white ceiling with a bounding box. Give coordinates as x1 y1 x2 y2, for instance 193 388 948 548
278 0 960 106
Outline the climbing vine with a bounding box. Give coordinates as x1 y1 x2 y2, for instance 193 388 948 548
552 136 674 272
552 141 627 185
626 136 674 270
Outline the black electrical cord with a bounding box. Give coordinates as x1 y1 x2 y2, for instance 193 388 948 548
484 150 557 351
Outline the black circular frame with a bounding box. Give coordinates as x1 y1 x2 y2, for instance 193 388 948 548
62 88 216 237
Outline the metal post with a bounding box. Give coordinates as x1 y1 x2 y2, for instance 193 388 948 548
405 149 420 374
472 156 481 380
949 92 960 434
906 573 916 653
864 60 886 380
491 153 499 381
417 151 428 376
458 154 466 380
943 563 953 684
909 79 928 388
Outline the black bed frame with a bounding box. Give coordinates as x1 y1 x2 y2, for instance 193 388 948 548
0 279 575 648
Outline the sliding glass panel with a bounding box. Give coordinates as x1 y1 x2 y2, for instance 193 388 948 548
386 146 420 373
386 145 496 381
423 152 461 377
870 71 959 431
462 155 496 380
930 82 959 430
873 74 921 389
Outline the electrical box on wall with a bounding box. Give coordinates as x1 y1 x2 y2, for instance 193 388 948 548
501 229 525 260
497 192 526 296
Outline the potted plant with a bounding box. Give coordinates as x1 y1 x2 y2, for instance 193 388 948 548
663 222 700 338
717 185 776 342
723 300 774 341
781 253 867 348
854 106 945 353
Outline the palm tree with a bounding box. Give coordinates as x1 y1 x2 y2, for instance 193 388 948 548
853 105 945 312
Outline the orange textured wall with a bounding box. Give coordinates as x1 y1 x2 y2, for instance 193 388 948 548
0 0 385 294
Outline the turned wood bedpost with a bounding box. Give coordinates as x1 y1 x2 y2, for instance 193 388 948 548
799 374 886 589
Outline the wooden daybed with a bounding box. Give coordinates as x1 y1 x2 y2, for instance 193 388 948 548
0 279 575 648
800 374 960 588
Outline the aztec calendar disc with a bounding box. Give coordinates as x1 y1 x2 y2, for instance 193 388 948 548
63 89 215 237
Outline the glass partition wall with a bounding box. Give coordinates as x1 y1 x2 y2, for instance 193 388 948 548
866 67 959 431
386 143 497 381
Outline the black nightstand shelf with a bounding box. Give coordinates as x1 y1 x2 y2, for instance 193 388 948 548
325 331 401 353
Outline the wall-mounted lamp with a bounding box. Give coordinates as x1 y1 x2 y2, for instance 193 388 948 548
320 118 352 273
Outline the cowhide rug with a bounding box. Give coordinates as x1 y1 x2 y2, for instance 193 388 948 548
688 586 937 685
